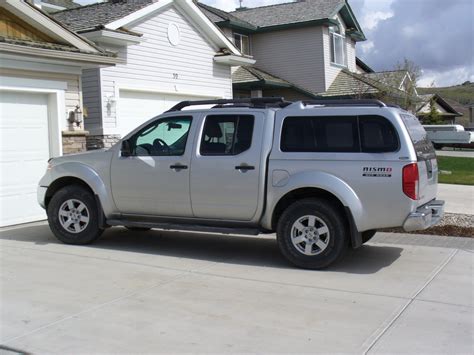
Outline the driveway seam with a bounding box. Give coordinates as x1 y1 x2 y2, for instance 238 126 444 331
362 248 459 355
1 260 223 346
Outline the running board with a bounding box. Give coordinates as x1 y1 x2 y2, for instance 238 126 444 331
106 219 261 236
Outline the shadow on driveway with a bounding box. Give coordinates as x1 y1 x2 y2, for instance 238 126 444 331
0 224 403 275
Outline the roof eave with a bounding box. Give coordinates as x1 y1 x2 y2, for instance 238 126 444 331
254 18 338 33
214 54 256 66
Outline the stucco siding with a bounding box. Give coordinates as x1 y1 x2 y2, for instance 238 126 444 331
99 5 232 135
251 26 326 94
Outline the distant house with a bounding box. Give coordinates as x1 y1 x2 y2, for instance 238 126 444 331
0 0 119 227
198 0 366 99
416 94 464 124
52 0 253 148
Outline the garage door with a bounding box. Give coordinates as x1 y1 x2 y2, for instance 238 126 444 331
118 90 212 137
0 91 50 227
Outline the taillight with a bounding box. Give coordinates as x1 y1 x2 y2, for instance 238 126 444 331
403 163 419 200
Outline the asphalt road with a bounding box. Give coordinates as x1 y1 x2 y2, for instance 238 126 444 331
1 224 472 354
436 149 474 158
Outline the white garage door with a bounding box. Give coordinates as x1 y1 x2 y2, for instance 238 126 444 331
0 91 50 227
118 90 213 137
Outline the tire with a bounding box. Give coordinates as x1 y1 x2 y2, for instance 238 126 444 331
125 227 152 232
277 198 349 269
47 185 103 245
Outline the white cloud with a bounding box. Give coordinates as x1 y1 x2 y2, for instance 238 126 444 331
360 10 393 30
418 66 474 87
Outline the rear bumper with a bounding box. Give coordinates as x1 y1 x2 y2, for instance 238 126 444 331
403 199 445 232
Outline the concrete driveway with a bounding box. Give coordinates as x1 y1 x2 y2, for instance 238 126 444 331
1 224 473 354
438 183 474 214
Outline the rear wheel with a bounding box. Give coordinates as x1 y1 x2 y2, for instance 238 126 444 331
47 185 103 245
277 198 348 269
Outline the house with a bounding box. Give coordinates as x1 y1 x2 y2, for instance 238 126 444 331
0 0 120 227
52 0 254 149
198 0 366 99
416 94 464 124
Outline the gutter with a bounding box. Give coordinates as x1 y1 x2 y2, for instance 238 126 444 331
0 43 124 65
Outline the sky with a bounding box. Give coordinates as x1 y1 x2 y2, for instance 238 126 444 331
76 0 474 87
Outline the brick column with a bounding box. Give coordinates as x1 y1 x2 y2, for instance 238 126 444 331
62 130 89 155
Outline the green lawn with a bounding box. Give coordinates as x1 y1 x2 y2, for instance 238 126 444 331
437 156 474 185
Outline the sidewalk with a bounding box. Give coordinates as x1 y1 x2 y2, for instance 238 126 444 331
438 184 474 215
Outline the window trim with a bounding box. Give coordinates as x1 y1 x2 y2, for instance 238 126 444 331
200 114 255 156
234 32 250 55
129 116 193 157
330 29 346 67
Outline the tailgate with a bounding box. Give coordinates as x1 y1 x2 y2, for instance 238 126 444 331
400 113 439 206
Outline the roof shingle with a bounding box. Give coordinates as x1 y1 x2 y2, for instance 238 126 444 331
230 0 344 28
52 0 155 32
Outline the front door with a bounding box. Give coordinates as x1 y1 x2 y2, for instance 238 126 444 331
190 113 264 220
111 115 195 217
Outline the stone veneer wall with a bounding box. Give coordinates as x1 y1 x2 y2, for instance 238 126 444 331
62 131 88 155
86 135 122 150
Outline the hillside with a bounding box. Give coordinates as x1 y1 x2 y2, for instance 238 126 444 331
418 82 474 105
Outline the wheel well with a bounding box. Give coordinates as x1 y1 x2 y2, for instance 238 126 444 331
45 177 95 208
271 188 346 231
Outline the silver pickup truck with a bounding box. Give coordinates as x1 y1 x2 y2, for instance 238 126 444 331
38 98 444 269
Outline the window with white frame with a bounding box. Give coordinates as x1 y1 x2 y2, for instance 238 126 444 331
234 33 250 55
330 27 346 66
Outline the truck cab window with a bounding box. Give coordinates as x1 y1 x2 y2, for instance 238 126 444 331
200 115 254 156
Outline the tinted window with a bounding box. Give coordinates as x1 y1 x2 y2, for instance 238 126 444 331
400 113 435 159
359 115 399 152
131 116 192 156
281 116 359 152
200 115 254 155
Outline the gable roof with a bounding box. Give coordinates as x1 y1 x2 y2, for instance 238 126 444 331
0 0 118 63
417 94 464 117
356 57 374 73
52 0 155 32
217 0 365 40
197 2 256 32
52 0 249 60
232 66 318 98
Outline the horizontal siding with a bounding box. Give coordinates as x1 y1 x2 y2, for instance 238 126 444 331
100 5 232 135
323 26 342 91
0 67 81 128
81 68 102 134
251 27 326 94
347 38 356 72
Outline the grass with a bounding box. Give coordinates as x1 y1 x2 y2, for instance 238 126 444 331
437 156 474 185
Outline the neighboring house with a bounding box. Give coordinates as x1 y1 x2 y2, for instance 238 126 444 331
198 0 366 99
52 0 253 148
416 94 464 124
0 0 120 227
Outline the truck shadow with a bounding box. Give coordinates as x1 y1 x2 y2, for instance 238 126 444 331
0 224 402 274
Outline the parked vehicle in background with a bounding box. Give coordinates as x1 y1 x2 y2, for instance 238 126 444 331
423 124 474 150
38 98 444 269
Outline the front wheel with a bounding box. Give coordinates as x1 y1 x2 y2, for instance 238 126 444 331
277 199 349 269
47 185 103 245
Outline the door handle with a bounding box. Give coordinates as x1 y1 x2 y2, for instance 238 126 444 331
170 164 188 170
235 165 255 171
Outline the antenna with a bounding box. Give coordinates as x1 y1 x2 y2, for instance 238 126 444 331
239 0 244 9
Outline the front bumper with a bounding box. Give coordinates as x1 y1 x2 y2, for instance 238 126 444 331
37 186 47 209
403 199 445 232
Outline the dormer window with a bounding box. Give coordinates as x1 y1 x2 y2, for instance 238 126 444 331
330 26 346 66
234 33 250 55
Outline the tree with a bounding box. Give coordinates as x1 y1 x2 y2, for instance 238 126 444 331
394 58 422 111
422 98 443 125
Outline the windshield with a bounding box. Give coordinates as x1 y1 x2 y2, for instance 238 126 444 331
400 114 435 160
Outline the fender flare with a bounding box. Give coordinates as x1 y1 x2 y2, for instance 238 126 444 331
49 162 116 217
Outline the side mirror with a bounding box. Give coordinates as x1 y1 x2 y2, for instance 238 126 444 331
121 140 132 157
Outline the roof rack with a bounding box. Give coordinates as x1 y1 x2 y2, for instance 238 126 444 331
166 97 291 112
300 99 387 107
